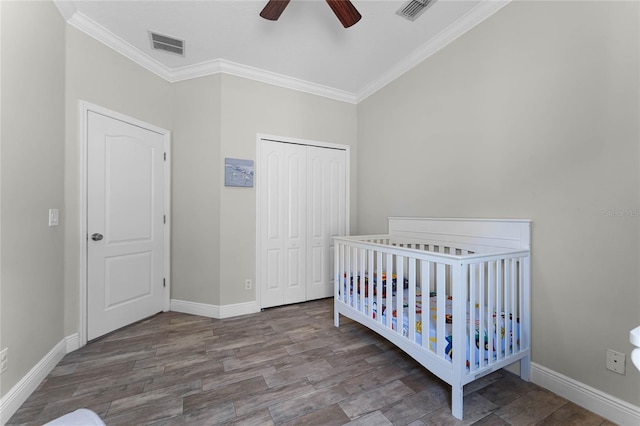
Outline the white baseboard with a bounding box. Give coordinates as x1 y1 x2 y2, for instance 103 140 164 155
531 362 640 426
65 333 80 353
170 299 259 319
0 336 71 425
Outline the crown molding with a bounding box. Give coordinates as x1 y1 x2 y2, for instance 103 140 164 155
355 0 511 103
59 8 357 104
168 59 357 104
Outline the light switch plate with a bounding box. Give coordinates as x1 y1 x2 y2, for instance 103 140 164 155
49 209 59 227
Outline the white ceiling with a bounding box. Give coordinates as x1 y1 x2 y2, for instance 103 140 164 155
54 0 509 102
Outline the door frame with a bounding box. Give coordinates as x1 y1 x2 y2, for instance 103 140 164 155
255 133 350 310
78 101 171 347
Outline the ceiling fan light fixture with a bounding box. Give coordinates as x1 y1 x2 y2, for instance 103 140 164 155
326 0 362 28
259 0 361 28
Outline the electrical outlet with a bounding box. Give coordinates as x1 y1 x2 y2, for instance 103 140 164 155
245 279 252 290
606 349 625 374
1 348 8 374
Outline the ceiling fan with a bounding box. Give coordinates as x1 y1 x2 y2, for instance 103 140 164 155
260 0 362 28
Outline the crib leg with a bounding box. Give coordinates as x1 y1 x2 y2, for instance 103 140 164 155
451 385 463 420
334 308 340 328
520 355 531 382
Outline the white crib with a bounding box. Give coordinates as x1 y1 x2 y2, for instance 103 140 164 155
334 217 531 420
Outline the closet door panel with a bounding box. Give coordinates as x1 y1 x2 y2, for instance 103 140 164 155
260 141 286 308
306 146 346 300
307 150 326 300
327 149 347 298
283 144 307 304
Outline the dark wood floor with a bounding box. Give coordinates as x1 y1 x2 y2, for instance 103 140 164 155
8 298 613 425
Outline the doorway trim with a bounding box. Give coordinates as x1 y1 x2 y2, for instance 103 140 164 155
255 133 350 311
78 101 171 347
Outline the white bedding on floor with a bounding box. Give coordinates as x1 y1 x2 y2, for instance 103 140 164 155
44 409 105 426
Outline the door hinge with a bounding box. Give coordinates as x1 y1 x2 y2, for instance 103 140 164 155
163 215 166 224
164 152 167 161
163 278 166 287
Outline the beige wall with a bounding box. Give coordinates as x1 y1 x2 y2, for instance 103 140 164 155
357 0 640 406
171 75 222 305
0 1 66 397
218 74 358 305
63 26 174 335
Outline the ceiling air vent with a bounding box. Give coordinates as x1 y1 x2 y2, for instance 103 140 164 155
149 31 185 56
397 0 435 22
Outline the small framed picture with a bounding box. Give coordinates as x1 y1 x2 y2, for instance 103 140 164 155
225 158 254 187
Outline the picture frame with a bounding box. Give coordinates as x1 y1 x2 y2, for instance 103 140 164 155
224 158 254 187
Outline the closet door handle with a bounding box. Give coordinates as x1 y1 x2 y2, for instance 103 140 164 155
91 233 104 241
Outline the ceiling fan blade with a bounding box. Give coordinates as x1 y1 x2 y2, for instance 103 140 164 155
260 0 291 21
326 0 362 28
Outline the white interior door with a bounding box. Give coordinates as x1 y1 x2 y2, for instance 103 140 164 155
259 141 307 308
307 146 347 300
258 137 347 308
87 111 166 340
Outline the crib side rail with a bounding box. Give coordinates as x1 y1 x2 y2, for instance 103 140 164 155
334 237 465 368
334 236 531 380
334 236 465 265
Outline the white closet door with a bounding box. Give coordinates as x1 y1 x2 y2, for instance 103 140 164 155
259 141 307 308
306 146 347 300
283 143 307 304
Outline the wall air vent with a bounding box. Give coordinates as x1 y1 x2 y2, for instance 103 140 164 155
149 31 185 56
397 0 435 22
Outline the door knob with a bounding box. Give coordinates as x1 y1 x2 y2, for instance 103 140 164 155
91 233 104 241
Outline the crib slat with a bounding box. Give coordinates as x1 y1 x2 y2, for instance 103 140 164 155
451 261 466 420
352 247 357 308
469 263 476 371
503 259 510 357
436 263 446 360
359 248 365 315
521 254 531 380
496 259 503 361
396 256 404 336
345 244 350 305
336 243 341 302
510 258 517 356
479 262 485 369
367 249 374 318
385 252 393 329
376 251 383 324
507 259 513 358
519 257 525 353
488 260 495 366
421 260 430 351
342 243 347 304
408 258 416 343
